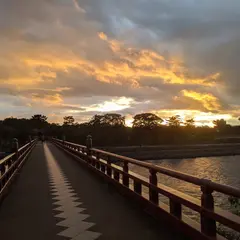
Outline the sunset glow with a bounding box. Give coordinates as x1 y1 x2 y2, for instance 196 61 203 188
0 0 239 126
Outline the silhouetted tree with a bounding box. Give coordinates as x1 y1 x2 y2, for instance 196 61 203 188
88 114 125 127
185 118 195 128
167 115 182 127
0 113 240 151
132 113 163 129
30 114 48 132
213 119 227 130
31 114 48 122
63 116 75 126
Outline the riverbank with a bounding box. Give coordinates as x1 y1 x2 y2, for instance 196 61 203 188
101 143 240 160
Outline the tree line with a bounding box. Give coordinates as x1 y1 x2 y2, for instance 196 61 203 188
0 113 240 151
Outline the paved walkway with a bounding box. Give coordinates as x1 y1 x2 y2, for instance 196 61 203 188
0 142 178 240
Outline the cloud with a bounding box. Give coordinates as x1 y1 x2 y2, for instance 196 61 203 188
85 97 136 112
181 90 222 112
31 93 63 105
72 0 86 13
0 0 239 125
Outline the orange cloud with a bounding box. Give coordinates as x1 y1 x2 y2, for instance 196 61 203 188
31 93 63 105
182 90 222 111
2 31 220 93
98 32 220 86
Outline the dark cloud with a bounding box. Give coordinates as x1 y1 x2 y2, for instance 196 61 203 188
0 0 239 124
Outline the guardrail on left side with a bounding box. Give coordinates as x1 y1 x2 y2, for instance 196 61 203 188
0 139 37 201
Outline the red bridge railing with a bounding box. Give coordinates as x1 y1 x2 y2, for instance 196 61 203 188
52 138 240 240
0 139 36 201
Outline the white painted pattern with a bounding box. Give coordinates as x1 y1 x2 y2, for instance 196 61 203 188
44 143 101 240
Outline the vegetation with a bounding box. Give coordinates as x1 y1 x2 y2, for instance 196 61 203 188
217 197 240 240
0 113 240 152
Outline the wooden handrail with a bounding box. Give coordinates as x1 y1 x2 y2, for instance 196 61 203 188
52 138 240 239
0 140 36 198
0 153 15 165
93 148 240 197
54 138 240 196
92 148 203 183
208 181 240 198
63 140 86 148
0 141 34 165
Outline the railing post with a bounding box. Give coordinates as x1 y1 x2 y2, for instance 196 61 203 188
100 161 106 173
149 169 158 204
28 136 32 143
170 200 182 219
114 170 120 182
12 138 19 161
96 152 100 170
106 156 112 177
123 162 129 187
0 164 6 177
134 180 142 195
86 135 92 164
86 135 92 154
201 180 216 237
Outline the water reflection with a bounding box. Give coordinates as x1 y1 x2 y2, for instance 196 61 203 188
130 155 240 220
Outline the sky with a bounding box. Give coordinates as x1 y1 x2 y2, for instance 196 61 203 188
0 0 239 126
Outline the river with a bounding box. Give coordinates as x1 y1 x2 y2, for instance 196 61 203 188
130 155 240 222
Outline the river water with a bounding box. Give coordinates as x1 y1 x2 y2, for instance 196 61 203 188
130 155 240 222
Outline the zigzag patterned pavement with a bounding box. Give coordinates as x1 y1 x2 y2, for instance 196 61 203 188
45 144 101 240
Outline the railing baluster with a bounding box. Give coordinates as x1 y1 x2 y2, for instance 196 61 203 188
91 151 96 167
100 155 106 173
201 182 216 237
87 149 92 165
86 135 92 163
134 180 142 195
123 162 129 187
170 199 182 219
149 169 158 204
114 170 120 182
0 164 5 177
96 152 100 170
106 156 112 177
100 163 106 173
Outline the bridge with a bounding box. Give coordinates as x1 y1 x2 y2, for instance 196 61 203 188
0 138 240 240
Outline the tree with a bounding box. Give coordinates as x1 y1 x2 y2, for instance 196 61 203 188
132 113 163 129
30 114 48 130
167 115 182 127
31 114 47 123
88 114 125 127
63 116 75 126
102 113 125 127
213 119 227 130
185 118 195 128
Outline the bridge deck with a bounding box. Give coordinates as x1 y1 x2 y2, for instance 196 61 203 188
0 142 179 240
